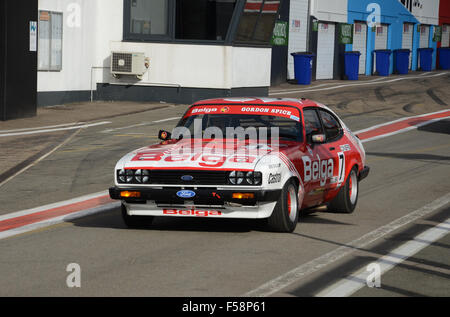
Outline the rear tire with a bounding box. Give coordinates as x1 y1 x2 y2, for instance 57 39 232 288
121 203 154 228
267 179 299 233
328 167 359 214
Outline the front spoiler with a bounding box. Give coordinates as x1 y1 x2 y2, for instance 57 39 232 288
359 166 370 181
109 186 281 206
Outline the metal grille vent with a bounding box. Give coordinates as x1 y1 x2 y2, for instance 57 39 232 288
112 52 132 73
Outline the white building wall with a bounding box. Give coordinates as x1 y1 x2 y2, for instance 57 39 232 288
38 0 272 95
287 0 309 80
310 0 348 23
409 0 439 25
37 0 99 93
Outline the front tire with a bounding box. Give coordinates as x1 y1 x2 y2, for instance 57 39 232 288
121 203 154 228
328 167 359 214
267 179 299 233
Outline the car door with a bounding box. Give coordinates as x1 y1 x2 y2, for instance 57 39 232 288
301 108 327 206
316 109 348 196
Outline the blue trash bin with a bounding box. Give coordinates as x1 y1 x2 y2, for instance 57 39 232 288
438 47 450 70
418 48 434 71
291 52 315 85
374 50 391 76
344 51 361 80
393 49 410 75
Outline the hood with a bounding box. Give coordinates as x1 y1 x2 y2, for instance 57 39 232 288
119 138 297 171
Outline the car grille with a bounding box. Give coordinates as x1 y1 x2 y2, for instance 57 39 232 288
150 170 228 185
116 170 229 185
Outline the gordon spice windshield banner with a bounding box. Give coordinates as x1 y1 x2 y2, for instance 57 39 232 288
184 105 301 122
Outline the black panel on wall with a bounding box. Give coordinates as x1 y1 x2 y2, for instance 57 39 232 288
0 0 38 121
270 0 290 86
334 26 346 80
309 16 318 82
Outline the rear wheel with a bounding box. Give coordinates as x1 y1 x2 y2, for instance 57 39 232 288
267 179 299 233
121 203 154 228
328 167 359 214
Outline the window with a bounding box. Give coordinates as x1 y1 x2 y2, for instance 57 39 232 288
175 0 237 41
124 0 237 42
235 0 280 44
123 0 280 45
126 0 171 40
38 11 63 71
318 110 342 141
303 109 323 141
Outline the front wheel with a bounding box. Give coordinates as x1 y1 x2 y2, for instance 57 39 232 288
121 203 154 228
328 167 359 214
267 179 299 233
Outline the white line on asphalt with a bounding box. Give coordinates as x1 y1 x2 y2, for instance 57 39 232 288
353 109 450 134
0 121 111 137
243 192 450 297
0 122 85 134
0 190 109 222
270 77 389 94
316 217 450 297
268 72 449 96
0 129 82 188
101 117 180 133
360 116 450 143
153 117 181 123
0 202 120 241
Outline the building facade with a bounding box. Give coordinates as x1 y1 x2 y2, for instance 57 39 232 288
2 0 449 119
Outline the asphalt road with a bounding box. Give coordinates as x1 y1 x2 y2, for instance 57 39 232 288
0 72 449 297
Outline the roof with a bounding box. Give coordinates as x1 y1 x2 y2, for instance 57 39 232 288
192 97 320 110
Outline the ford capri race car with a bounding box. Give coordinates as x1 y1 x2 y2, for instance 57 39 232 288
109 98 369 233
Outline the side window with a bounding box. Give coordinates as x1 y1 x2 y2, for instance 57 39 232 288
319 110 342 141
303 109 323 141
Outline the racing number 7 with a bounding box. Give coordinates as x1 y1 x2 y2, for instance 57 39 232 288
337 152 345 184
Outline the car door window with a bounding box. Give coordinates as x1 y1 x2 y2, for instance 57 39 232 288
303 109 323 141
318 110 342 141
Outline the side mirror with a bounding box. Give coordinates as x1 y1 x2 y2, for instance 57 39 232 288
158 130 172 141
311 133 326 144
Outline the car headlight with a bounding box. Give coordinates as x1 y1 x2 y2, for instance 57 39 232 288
134 169 150 183
117 169 150 184
228 171 262 185
229 171 244 185
118 169 126 183
126 169 134 183
246 171 262 185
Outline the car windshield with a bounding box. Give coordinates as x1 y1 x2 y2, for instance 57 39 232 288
176 112 303 142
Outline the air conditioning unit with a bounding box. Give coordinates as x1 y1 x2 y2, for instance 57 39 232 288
111 51 147 80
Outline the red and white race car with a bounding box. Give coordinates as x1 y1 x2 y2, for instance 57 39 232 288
109 98 369 232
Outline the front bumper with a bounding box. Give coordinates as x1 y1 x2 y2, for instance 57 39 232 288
109 187 281 219
109 187 281 206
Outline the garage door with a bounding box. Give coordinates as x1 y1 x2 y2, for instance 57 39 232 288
374 24 388 73
402 23 414 69
353 22 367 74
442 24 450 47
419 25 430 48
316 22 335 80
